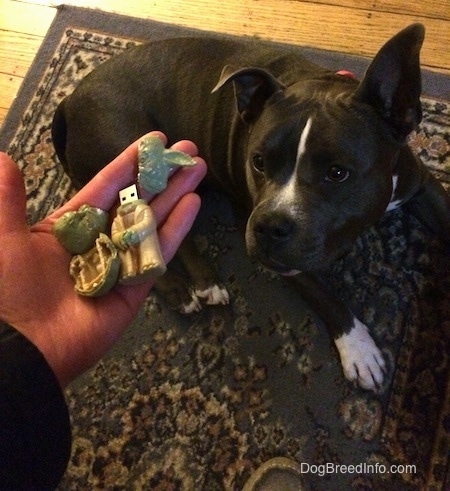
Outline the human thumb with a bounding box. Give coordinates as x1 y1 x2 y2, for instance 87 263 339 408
0 152 27 234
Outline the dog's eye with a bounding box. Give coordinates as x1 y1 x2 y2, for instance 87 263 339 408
252 154 264 172
326 166 350 182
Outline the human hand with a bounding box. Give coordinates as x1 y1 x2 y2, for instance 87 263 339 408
0 132 206 387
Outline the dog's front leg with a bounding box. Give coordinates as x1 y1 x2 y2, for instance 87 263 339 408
290 273 386 392
176 236 230 306
154 235 229 314
333 318 386 392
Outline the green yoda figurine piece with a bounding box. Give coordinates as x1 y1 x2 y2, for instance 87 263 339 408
111 184 167 285
53 204 109 254
55 135 197 296
69 233 120 297
138 135 197 194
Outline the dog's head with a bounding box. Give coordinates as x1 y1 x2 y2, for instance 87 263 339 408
213 24 425 274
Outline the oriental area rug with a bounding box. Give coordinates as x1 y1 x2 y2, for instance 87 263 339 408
0 5 449 490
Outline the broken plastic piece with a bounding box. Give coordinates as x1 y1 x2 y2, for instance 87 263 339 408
138 135 197 194
53 205 108 254
69 233 120 297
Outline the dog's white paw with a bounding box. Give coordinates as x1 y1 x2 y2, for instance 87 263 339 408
195 284 230 306
334 318 386 392
176 285 229 314
179 293 202 314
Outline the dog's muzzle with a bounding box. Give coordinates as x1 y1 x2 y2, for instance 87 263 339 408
246 211 303 276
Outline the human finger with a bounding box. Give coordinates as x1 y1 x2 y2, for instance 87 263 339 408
158 192 202 262
151 157 207 224
0 152 28 234
170 139 199 156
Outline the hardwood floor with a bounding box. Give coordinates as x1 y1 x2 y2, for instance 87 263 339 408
0 0 449 129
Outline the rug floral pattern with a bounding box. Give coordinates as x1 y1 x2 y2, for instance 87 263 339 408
3 23 450 491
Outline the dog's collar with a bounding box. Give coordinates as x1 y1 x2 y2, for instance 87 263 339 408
336 70 356 79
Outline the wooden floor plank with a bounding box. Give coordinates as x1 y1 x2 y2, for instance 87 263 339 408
1 0 448 130
0 31 45 77
0 0 54 35
0 72 22 114
298 0 450 20
17 0 450 70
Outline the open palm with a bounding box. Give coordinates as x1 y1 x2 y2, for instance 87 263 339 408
0 132 206 387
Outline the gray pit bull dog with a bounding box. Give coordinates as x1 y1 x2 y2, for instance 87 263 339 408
52 24 450 392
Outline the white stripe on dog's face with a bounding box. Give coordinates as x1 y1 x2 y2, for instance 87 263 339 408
385 175 401 212
296 117 313 165
277 117 313 207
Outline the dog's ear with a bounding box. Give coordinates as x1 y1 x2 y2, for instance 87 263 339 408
354 23 425 141
212 65 285 123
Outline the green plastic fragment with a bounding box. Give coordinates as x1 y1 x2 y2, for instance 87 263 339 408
138 135 197 194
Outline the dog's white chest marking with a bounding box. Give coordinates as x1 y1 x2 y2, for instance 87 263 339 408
386 174 402 212
278 118 313 206
334 318 386 391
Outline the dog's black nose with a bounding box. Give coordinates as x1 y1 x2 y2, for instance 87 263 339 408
253 213 295 244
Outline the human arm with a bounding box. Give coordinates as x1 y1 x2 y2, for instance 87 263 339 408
0 320 71 488
0 132 206 488
0 132 206 388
